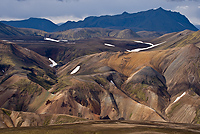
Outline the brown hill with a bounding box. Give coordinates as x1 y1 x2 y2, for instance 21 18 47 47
149 30 195 50
1 39 200 126
0 108 87 128
0 40 57 113
47 28 141 40
39 43 200 124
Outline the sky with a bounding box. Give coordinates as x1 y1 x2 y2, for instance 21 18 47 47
1 0 200 25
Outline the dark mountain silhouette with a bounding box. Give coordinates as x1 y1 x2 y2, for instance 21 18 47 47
57 7 198 33
1 7 198 33
1 17 58 32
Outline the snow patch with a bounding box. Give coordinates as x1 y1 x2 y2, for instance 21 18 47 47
173 92 186 103
2 40 8 42
25 48 30 52
126 41 166 52
134 40 143 43
144 42 154 46
70 66 80 74
49 58 58 67
44 38 60 43
104 43 115 47
60 39 68 42
110 80 116 86
2 70 4 73
100 84 104 87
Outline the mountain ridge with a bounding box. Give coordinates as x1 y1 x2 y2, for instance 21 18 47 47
1 7 198 33
56 7 198 33
1 17 58 32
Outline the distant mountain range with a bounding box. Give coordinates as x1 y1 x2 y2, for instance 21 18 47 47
1 7 198 33
0 22 142 40
1 17 58 32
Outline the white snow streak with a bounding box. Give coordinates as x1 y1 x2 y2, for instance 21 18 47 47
60 39 68 42
173 92 186 103
44 38 60 43
70 66 80 74
25 48 30 52
134 41 143 43
49 58 58 67
104 43 115 47
44 38 69 43
100 84 104 87
110 80 115 86
127 41 166 52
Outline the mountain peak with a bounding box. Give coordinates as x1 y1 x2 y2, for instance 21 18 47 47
122 11 129 15
156 7 165 11
2 7 198 33
1 17 58 32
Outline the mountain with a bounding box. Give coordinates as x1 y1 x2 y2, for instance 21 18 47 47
0 22 142 40
32 43 200 123
1 39 200 124
150 29 200 51
1 18 58 32
57 7 198 33
48 28 141 40
0 22 26 36
1 8 198 33
0 40 58 113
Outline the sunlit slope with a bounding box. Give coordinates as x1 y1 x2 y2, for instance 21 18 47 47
39 44 200 124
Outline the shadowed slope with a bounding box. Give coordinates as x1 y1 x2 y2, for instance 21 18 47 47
0 40 57 112
0 22 26 36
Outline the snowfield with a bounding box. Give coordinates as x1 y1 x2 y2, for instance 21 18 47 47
70 66 80 74
104 43 115 47
49 58 58 67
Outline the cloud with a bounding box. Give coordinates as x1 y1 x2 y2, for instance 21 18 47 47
177 5 189 9
57 0 79 1
167 0 200 1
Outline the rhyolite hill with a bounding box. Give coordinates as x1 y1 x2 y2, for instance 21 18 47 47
1 7 198 33
1 29 200 127
0 8 200 129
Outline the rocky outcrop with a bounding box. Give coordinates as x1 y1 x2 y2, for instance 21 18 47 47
0 108 87 128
